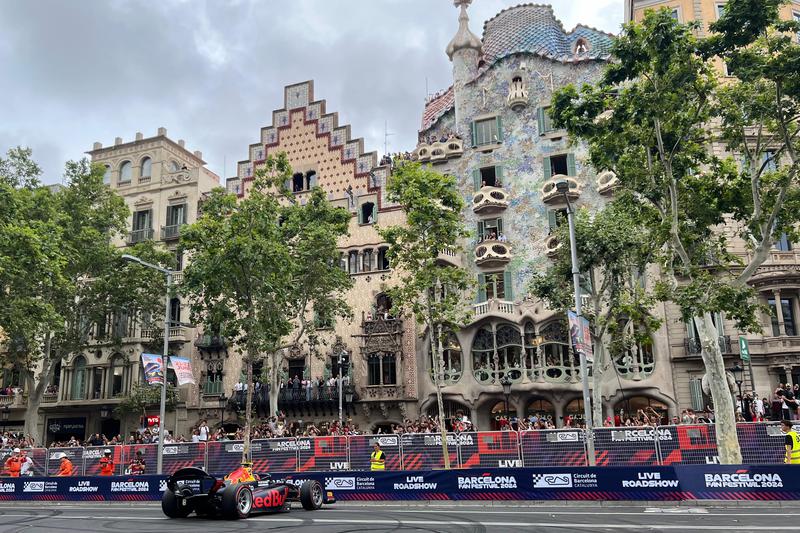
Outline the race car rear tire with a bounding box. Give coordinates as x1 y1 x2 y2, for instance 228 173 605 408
162 489 192 518
222 485 253 519
300 480 323 511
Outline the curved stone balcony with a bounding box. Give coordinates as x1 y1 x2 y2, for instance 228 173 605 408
596 170 619 195
436 246 462 268
541 175 580 204
413 137 464 163
474 239 512 268
507 80 529 111
472 186 509 214
545 234 562 258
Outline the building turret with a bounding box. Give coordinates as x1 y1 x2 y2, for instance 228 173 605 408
447 0 482 127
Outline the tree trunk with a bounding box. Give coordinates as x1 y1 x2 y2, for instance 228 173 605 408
695 313 742 464
23 335 55 444
591 342 606 428
434 323 451 470
241 349 255 465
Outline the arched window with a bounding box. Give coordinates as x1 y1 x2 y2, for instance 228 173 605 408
119 161 132 183
426 399 470 429
170 160 181 172
564 398 590 426
348 250 359 274
375 293 393 317
305 171 317 189
140 157 152 179
429 331 462 384
471 324 523 384
574 38 590 54
528 321 577 383
471 326 495 384
292 172 305 193
103 165 111 185
362 249 373 272
377 246 390 270
614 396 668 425
109 354 125 397
526 399 555 420
512 75 522 84
360 202 376 224
71 356 87 400
205 361 223 395
169 297 181 324
496 324 523 382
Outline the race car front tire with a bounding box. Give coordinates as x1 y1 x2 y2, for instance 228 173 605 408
222 485 253 519
162 489 192 518
300 480 323 511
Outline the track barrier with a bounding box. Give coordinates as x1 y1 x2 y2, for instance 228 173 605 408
1 422 798 477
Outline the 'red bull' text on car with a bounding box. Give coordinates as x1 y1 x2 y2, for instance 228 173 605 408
161 463 334 519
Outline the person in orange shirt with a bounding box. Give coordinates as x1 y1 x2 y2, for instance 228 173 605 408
54 452 74 476
99 449 114 476
4 448 22 478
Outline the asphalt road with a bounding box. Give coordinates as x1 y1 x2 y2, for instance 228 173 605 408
0 502 796 532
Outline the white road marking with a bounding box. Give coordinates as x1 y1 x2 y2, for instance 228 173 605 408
644 507 709 513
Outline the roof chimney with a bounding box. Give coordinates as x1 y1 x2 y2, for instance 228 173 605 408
114 137 123 146
157 127 167 136
178 139 185 148
93 142 102 150
193 150 203 159
135 132 143 141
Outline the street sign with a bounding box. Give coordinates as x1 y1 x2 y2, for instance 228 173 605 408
739 336 750 362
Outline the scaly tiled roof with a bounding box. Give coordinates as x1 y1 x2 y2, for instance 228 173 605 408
482 3 614 64
420 86 454 132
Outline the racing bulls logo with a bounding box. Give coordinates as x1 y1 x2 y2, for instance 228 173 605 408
253 488 287 509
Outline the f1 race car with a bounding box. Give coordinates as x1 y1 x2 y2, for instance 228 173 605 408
162 466 334 519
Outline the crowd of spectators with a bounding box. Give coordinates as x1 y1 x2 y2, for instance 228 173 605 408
1 431 36 449
419 130 461 145
0 386 22 396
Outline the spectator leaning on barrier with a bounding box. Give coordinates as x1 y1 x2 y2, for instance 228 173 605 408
370 442 385 471
127 450 146 475
3 448 21 477
19 450 33 476
99 449 114 475
781 419 800 465
54 452 73 476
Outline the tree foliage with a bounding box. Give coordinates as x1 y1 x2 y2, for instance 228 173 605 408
180 152 352 461
549 0 800 463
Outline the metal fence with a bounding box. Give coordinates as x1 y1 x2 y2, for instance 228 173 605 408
1 423 796 477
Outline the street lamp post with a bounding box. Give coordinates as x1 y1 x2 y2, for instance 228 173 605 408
730 362 744 409
1 405 9 434
555 179 596 466
219 393 227 430
501 376 512 420
122 253 172 475
338 350 348 427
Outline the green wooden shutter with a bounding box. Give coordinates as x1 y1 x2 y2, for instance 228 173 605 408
371 203 377 223
477 274 486 302
495 165 504 186
477 221 485 239
357 207 363 224
470 121 477 147
497 218 504 233
537 107 545 135
686 320 697 342
503 270 513 300
543 157 552 180
495 116 504 142
547 210 558 231
473 168 482 191
567 153 577 176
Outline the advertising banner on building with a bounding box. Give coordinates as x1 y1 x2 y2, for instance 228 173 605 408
567 311 593 363
140 354 164 385
169 355 195 386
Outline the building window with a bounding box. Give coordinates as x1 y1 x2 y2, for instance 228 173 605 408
305 171 317 189
359 202 376 224
368 352 397 386
314 309 334 330
477 217 503 242
71 356 87 400
103 165 111 185
204 362 223 395
769 298 797 336
112 308 129 338
543 153 576 179
429 331 462 385
775 232 793 252
348 251 359 274
547 208 568 233
537 106 554 135
477 271 512 302
471 324 523 384
374 292 393 319
472 166 503 190
119 161 132 183
170 160 181 172
169 297 181 325
377 246 390 270
762 150 778 172
164 204 186 240
287 359 306 382
670 8 680 21
472 116 503 146
174 248 184 271
109 354 125 397
716 3 726 19
574 38 589 54
362 249 373 271
140 157 152 179
795 12 800 42
132 210 152 232
292 172 305 193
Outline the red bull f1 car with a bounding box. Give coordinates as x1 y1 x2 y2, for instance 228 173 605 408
162 466 334 519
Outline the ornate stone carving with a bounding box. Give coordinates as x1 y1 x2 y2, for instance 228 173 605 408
162 170 192 184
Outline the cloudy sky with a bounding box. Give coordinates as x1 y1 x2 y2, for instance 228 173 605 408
0 0 623 184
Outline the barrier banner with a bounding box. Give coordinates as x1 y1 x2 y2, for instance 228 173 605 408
348 435 402 471
83 446 125 476
594 426 660 466
206 440 245 476
252 438 299 473
122 443 205 476
458 431 521 468
658 425 718 465
45 447 85 476
520 430 586 467
297 436 349 472
399 433 459 470
0 474 165 501
0 448 47 477
737 423 787 465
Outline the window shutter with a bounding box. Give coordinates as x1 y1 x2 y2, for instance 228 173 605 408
567 153 577 176
371 204 378 223
473 168 482 191
146 209 153 229
547 210 557 231
497 218 504 233
689 378 704 411
470 121 477 147
713 312 724 337
495 165 504 186
357 207 363 224
477 274 486 302
686 319 697 342
181 204 187 224
477 221 485 238
503 270 513 301
495 116 504 142
537 107 545 135
543 157 552 180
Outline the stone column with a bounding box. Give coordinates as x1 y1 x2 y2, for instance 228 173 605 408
774 291 786 336
785 367 794 388
554 401 565 428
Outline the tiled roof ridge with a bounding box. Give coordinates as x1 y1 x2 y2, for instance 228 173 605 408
420 86 455 132
569 23 617 40
482 3 564 36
